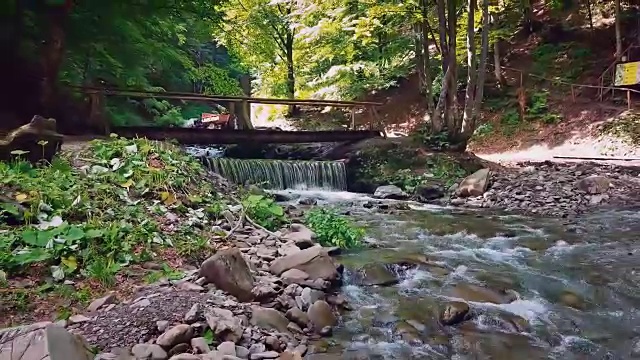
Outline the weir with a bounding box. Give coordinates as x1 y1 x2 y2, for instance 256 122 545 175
202 157 348 190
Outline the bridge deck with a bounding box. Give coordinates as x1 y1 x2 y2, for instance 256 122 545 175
112 126 382 144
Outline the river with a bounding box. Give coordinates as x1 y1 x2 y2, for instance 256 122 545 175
274 189 640 359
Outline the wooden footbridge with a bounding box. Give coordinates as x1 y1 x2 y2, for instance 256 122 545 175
71 86 385 144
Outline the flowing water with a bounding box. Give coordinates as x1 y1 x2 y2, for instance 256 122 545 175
276 190 640 359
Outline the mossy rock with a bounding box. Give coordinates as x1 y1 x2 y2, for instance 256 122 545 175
0 115 64 164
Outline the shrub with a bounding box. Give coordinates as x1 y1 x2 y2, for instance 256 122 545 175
304 208 364 249
242 194 287 231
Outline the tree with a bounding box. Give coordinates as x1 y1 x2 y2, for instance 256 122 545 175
615 0 622 61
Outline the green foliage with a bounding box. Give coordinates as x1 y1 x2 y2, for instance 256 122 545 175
473 122 494 138
527 91 562 124
304 208 364 249
242 194 287 231
0 136 220 284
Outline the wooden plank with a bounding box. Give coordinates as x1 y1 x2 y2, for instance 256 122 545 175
112 126 383 144
553 155 640 161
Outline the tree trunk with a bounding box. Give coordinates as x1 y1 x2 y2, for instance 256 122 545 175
493 40 505 86
445 0 458 135
522 0 533 33
430 65 453 133
615 0 622 61
466 0 491 140
462 0 477 135
40 5 67 117
414 23 426 92
285 32 296 116
437 0 449 73
421 0 434 113
586 0 594 31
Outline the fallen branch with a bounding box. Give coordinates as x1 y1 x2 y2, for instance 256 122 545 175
226 195 283 240
245 213 282 240
225 207 246 240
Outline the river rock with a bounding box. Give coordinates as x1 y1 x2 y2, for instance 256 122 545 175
450 283 512 304
394 321 422 344
559 290 586 310
355 263 399 286
301 287 325 309
415 183 444 201
216 341 237 356
285 307 310 327
200 248 255 302
205 307 243 343
269 246 339 282
87 292 116 313
307 300 337 331
281 269 310 282
0 322 93 360
457 169 490 197
575 175 611 194
283 224 317 249
156 324 193 349
373 185 408 200
250 306 290 333
440 301 471 325
168 355 200 360
190 337 210 354
298 197 318 206
132 343 168 359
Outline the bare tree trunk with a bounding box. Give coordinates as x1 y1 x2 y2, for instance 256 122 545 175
522 0 533 33
437 0 449 73
445 0 458 135
421 0 434 113
414 23 426 92
615 0 622 61
493 40 505 86
469 0 490 133
462 0 477 134
40 5 67 117
430 65 453 133
285 32 296 116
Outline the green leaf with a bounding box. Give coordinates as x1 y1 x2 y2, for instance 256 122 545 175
268 205 284 217
61 256 78 272
22 229 50 247
85 229 104 239
65 227 85 241
203 328 215 345
13 248 52 265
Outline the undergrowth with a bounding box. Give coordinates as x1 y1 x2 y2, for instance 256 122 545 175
304 208 364 249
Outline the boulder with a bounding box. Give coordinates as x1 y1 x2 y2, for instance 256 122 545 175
439 301 471 325
205 307 244 343
282 224 317 249
449 283 512 304
575 175 611 194
156 324 194 349
354 263 399 287
307 300 337 331
250 306 290 333
281 269 310 282
200 248 255 302
285 307 310 327
414 183 444 201
456 168 491 197
0 322 93 360
269 246 339 282
131 343 168 360
373 185 408 200
0 115 64 164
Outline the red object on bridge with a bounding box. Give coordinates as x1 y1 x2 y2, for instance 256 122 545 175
201 113 231 129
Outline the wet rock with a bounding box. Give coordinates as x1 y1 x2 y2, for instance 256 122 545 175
440 301 471 325
559 290 586 310
394 321 422 344
355 263 399 286
631 338 640 357
298 197 318 206
373 185 409 200
200 248 255 302
450 283 513 304
283 223 317 249
269 246 339 282
0 322 93 360
132 343 168 359
457 169 490 197
87 292 116 313
205 307 244 343
415 183 444 201
307 300 337 331
250 306 290 333
575 175 611 194
285 307 310 327
156 324 194 349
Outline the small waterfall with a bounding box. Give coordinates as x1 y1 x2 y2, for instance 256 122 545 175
203 158 348 190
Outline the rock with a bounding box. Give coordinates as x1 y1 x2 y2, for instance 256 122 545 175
264 336 281 350
285 307 309 327
131 298 152 308
157 321 170 332
191 337 211 354
298 197 317 206
250 306 290 333
281 269 309 282
575 175 611 194
394 321 422 344
631 338 640 357
373 185 408 200
440 301 471 325
132 343 168 360
0 322 93 360
87 292 116 312
200 248 255 302
0 115 64 164
251 284 278 301
355 263 399 286
415 184 444 201
249 351 279 359
184 303 202 324
559 290 586 310
307 300 337 331
168 355 200 360
450 283 512 304
269 246 339 282
300 288 325 309
457 169 490 197
176 281 205 292
68 314 92 324
236 345 251 359
283 224 317 249
156 324 194 349
278 351 303 360
217 341 237 356
205 307 244 343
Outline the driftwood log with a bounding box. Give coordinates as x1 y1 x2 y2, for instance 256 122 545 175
0 115 64 164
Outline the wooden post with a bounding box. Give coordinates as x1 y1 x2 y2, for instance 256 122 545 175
350 107 356 129
372 107 386 138
228 101 236 129
368 106 374 130
88 90 108 135
571 85 575 102
627 90 631 110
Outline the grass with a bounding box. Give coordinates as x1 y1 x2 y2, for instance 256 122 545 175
600 112 640 146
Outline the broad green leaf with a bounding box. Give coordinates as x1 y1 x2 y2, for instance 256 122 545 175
13 248 52 265
85 229 104 238
65 227 85 241
22 229 49 247
268 205 284 217
61 256 78 271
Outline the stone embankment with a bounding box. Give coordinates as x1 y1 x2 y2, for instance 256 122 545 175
1 221 346 360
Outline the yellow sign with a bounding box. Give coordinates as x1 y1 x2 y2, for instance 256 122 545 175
615 61 640 86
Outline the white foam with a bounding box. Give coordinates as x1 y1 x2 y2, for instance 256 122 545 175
495 299 548 322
